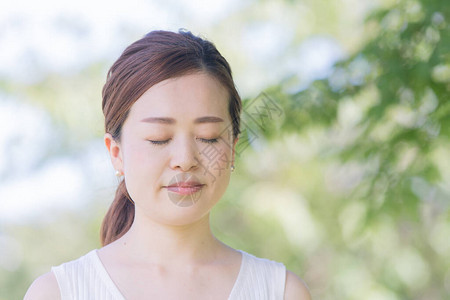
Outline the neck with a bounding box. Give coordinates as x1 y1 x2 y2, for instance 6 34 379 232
111 209 226 266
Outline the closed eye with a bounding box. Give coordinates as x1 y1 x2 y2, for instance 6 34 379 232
148 139 171 145
198 138 219 144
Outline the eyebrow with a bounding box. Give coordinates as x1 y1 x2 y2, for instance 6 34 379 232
141 116 224 124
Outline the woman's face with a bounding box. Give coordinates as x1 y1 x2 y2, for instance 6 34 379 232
105 72 236 226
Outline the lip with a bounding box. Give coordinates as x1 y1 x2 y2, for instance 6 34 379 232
167 181 203 188
165 173 205 200
164 182 205 195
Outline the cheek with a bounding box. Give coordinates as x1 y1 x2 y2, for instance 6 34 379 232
122 142 161 176
197 142 233 182
208 164 231 204
122 145 163 202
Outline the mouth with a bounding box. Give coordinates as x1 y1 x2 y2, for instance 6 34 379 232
164 181 205 195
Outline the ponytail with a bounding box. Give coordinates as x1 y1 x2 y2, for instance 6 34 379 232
100 180 135 246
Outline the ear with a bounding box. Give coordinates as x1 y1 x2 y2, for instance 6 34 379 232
104 133 124 173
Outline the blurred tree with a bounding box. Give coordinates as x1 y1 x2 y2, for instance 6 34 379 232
2 0 449 299
244 0 450 298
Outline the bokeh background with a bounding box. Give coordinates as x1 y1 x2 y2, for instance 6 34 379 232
1 0 449 299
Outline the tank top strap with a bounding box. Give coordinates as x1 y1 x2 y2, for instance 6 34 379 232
228 250 286 300
51 249 125 300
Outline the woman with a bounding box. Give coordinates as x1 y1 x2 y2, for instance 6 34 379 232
25 30 311 299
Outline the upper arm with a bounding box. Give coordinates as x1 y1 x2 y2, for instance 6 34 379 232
284 270 311 300
24 271 61 300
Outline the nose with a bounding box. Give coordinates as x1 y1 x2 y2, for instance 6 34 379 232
169 135 199 172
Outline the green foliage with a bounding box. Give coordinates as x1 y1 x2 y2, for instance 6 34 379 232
243 0 450 297
2 0 450 299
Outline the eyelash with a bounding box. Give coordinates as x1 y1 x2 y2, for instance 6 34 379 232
148 138 219 146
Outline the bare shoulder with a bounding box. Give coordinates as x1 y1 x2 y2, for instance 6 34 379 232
284 270 311 300
24 271 61 300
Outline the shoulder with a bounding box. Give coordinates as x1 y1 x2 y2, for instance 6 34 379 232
24 271 61 300
284 270 311 300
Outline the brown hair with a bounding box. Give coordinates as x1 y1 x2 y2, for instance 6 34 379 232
100 30 242 246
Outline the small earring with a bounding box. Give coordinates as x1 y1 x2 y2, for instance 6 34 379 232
115 170 123 177
230 165 235 172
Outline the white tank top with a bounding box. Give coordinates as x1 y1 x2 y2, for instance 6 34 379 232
51 249 286 299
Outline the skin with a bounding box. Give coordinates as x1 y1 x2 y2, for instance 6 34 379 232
24 72 311 299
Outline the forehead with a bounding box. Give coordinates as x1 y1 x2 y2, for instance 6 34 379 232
128 72 230 120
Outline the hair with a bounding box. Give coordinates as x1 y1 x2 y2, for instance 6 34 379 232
100 30 242 246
